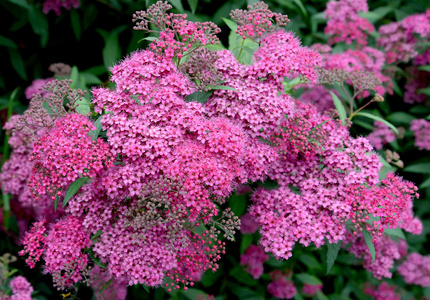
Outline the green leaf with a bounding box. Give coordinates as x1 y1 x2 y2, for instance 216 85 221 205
330 91 346 123
187 0 198 14
404 162 430 174
2 193 11 230
70 66 79 88
28 6 49 47
100 279 113 294
138 36 159 44
8 49 27 80
354 112 398 135
0 36 17 49
229 193 247 217
89 117 103 141
420 176 430 189
387 112 415 124
63 177 89 207
326 241 341 275
222 17 238 32
418 87 430 96
97 26 126 70
76 95 91 115
361 226 376 263
70 9 81 40
81 72 102 85
295 273 323 285
384 227 406 240
185 91 213 104
240 234 253 254
54 196 59 212
168 0 184 13
209 85 238 91
292 0 307 16
418 65 430 72
7 0 30 9
182 288 207 300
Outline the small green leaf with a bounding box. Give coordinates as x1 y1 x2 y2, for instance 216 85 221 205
0 36 18 49
354 112 399 135
76 96 91 115
292 0 307 16
240 234 254 254
222 17 238 32
418 87 430 96
81 72 102 85
330 91 346 123
70 9 81 40
387 112 415 124
63 177 89 207
28 6 49 47
326 241 341 275
7 0 30 9
404 162 430 174
8 49 27 80
89 117 103 141
54 195 60 212
185 91 213 104
420 176 430 189
361 226 376 263
168 0 184 13
91 230 103 242
295 273 323 285
138 36 159 44
100 279 113 294
187 0 198 14
384 227 406 240
209 85 238 91
418 65 430 72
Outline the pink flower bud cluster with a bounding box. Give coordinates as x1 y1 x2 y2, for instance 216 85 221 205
366 121 396 150
230 2 290 40
24 78 54 100
378 10 430 64
346 233 408 279
240 244 269 279
410 119 430 150
364 282 401 300
267 271 297 299
9 276 35 300
133 1 220 60
397 253 430 287
20 217 92 289
43 0 80 16
28 113 113 200
324 0 374 45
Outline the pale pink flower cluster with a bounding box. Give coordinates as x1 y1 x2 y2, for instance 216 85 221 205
378 10 430 63
324 0 374 45
24 78 54 100
298 85 335 112
240 213 259 234
346 234 408 279
410 119 430 150
9 276 34 300
240 244 269 279
397 253 430 287
364 282 401 300
367 121 396 150
302 284 323 296
89 266 128 300
43 0 80 15
267 271 297 299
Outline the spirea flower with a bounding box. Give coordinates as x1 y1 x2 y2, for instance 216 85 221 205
25 78 54 100
397 253 430 287
43 0 80 16
410 119 430 150
367 121 396 150
240 244 269 279
9 276 34 300
364 282 401 300
267 271 297 299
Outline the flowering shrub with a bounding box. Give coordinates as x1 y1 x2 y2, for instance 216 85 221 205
1 0 430 299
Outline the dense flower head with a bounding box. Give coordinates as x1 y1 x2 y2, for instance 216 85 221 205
298 85 335 113
43 0 80 15
324 0 374 45
44 216 92 289
302 284 323 296
346 234 407 279
367 121 396 150
25 78 54 100
410 119 430 150
19 220 47 269
397 253 430 287
364 282 401 300
9 276 34 300
28 113 113 200
378 10 430 63
230 2 290 40
240 244 269 279
133 1 220 59
267 271 297 299
89 266 128 300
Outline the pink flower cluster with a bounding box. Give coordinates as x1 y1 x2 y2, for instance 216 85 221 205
367 121 396 150
267 271 297 299
378 10 430 63
240 213 259 234
240 244 269 279
346 234 408 279
324 0 374 45
28 113 113 200
43 0 80 16
410 119 430 150
9 276 35 300
20 216 92 288
364 282 401 300
24 78 54 100
302 284 323 296
398 253 430 287
298 85 335 113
